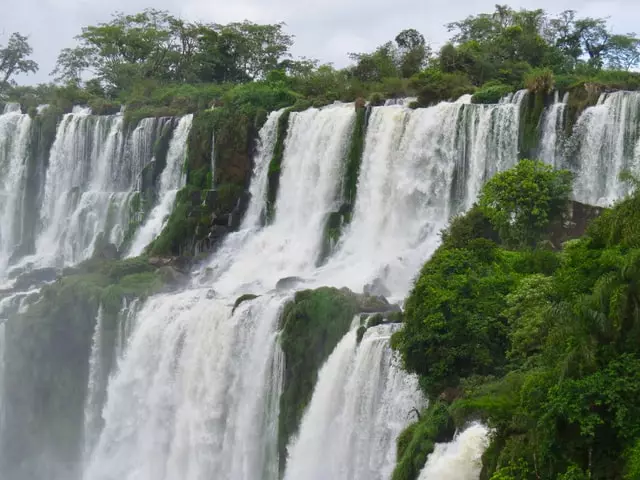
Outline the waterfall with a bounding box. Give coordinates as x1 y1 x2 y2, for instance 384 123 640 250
570 91 640 206
209 103 355 295
8 89 634 480
316 98 523 298
30 110 131 266
539 91 569 168
83 306 105 462
83 293 285 480
283 324 424 480
417 424 490 480
0 107 31 272
242 109 286 228
114 298 140 359
126 114 193 257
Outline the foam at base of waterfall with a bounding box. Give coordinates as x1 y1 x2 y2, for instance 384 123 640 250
418 424 490 480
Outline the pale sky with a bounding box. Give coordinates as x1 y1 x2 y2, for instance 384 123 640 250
3 0 640 84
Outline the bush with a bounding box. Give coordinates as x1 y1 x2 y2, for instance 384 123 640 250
524 68 555 95
479 160 572 247
472 83 514 104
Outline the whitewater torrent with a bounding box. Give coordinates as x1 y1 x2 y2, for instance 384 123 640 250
418 424 490 480
315 95 524 298
570 91 640 206
127 114 193 257
241 109 286 228
208 103 356 295
0 109 182 273
80 98 536 480
83 292 285 480
539 92 569 168
284 324 424 480
83 306 105 462
0 104 31 272
8 90 640 480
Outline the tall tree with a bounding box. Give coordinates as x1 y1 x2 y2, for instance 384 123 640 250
395 29 430 77
0 33 38 88
606 34 640 70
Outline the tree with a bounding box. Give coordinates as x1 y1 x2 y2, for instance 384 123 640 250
395 29 430 77
348 42 398 82
574 17 611 68
53 11 294 91
392 239 515 397
0 33 38 89
479 160 572 247
607 34 640 70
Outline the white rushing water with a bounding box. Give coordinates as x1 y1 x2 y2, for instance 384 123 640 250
0 110 180 273
127 114 193 257
81 98 534 480
539 92 569 168
570 91 640 206
83 292 285 480
284 324 424 480
83 306 105 463
242 109 285 228
418 424 490 480
0 106 31 272
16 89 640 480
316 96 524 298
208 103 355 295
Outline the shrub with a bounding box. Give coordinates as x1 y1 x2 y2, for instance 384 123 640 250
524 68 555 95
479 160 572 247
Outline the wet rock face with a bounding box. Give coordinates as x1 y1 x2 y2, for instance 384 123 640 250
548 200 605 248
12 267 59 291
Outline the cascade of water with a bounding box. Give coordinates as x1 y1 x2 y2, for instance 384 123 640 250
316 98 522 298
571 91 640 206
0 107 32 273
83 292 285 480
125 117 165 190
0 322 5 434
126 114 193 257
242 109 286 229
539 91 569 168
32 111 123 266
417 424 490 480
209 104 355 294
3 103 21 114
284 324 424 480
83 307 105 463
115 298 141 360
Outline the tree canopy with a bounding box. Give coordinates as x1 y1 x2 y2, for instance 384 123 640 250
0 33 38 93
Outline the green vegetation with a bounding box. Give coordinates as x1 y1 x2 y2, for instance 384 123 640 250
5 5 640 121
278 287 360 474
479 159 573 247
393 402 455 480
392 161 640 479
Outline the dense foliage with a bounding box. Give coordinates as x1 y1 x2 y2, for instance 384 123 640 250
4 5 640 116
393 161 640 479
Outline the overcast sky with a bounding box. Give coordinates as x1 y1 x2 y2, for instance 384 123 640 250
4 0 640 84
